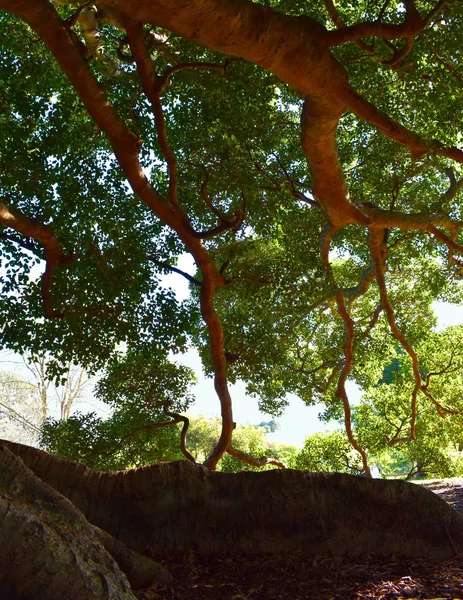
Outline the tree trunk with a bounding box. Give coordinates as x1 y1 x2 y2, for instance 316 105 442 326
3 440 463 561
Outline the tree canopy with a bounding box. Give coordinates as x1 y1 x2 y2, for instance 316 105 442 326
1 0 463 472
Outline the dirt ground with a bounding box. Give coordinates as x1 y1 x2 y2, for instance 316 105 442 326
136 481 463 600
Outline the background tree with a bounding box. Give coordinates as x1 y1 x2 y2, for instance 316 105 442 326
0 371 42 445
352 325 463 478
0 352 88 444
40 349 196 469
1 0 463 471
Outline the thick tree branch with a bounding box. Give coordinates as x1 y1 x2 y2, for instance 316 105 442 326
201 277 235 470
0 200 74 319
2 0 236 469
319 229 371 473
339 87 463 162
0 200 64 263
72 0 463 172
194 212 245 239
124 17 180 211
358 204 463 233
301 99 369 228
326 0 425 47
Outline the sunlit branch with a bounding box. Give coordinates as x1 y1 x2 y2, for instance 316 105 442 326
11 1 234 471
124 18 180 210
369 228 421 440
334 287 371 476
0 200 65 262
319 229 370 473
0 199 74 319
226 445 286 469
340 87 463 163
326 0 424 47
322 0 375 54
358 203 463 232
420 386 459 418
301 98 369 226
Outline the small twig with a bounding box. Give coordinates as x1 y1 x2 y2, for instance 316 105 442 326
420 386 459 418
423 0 453 28
162 57 241 84
64 0 94 28
431 48 463 85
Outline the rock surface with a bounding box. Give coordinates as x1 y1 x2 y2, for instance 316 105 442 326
0 443 136 600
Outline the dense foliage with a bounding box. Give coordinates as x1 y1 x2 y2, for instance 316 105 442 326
1 0 463 471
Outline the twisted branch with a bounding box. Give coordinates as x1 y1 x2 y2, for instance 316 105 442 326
369 228 421 441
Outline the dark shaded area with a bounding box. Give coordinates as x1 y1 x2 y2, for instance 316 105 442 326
135 482 463 600
136 552 463 599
